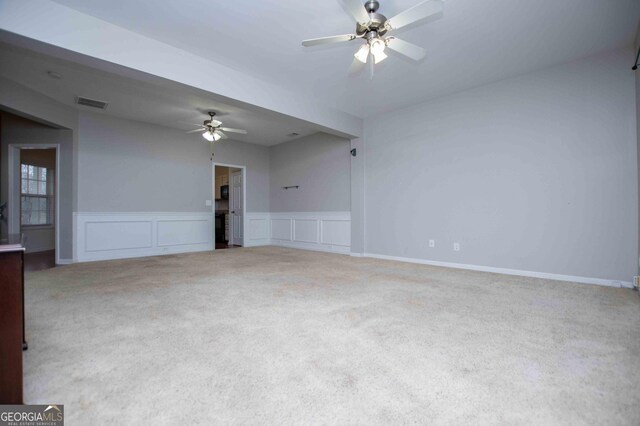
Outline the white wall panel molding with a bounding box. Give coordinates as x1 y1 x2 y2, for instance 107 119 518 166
269 212 351 254
245 212 271 247
74 212 213 262
73 211 350 260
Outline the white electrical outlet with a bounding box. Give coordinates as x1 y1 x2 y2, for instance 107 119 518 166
453 242 460 251
634 276 639 290
205 200 212 207
429 240 435 248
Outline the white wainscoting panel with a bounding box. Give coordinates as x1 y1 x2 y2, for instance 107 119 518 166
157 219 210 247
293 219 319 243
321 220 351 247
75 211 351 260
271 218 292 241
85 220 152 252
245 212 270 247
75 212 213 262
269 212 350 254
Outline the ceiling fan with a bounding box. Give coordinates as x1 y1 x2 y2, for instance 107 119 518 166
302 0 443 77
186 112 248 142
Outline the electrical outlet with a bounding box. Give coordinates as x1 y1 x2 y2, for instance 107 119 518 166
634 276 639 290
205 200 212 207
429 240 435 248
453 242 460 251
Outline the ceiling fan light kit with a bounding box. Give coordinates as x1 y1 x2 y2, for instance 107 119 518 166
302 0 443 77
186 111 248 143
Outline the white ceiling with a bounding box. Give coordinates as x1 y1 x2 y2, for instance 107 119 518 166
0 43 324 146
50 0 640 118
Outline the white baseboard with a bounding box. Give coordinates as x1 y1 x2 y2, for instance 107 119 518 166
363 252 632 288
270 239 350 255
56 258 74 265
74 212 213 262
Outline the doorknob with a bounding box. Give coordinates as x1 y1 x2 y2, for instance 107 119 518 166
231 210 235 214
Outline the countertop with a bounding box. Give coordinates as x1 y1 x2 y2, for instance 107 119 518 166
0 234 25 253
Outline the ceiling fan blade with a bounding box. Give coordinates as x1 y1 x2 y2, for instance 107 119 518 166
210 120 222 127
302 34 357 47
339 0 371 24
385 0 443 32
186 128 205 133
386 37 426 61
217 131 228 139
347 57 365 76
220 127 248 134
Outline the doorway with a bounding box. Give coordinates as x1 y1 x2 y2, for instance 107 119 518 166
7 145 60 270
212 163 245 249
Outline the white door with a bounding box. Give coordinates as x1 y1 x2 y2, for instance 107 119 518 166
230 170 243 246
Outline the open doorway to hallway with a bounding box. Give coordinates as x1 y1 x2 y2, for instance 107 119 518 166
15 148 58 271
213 164 245 250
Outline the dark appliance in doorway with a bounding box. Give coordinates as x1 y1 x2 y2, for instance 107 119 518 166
221 185 229 200
215 213 226 243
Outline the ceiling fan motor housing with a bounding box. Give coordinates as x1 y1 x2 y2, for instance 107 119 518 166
204 111 217 127
356 13 388 36
357 1 388 37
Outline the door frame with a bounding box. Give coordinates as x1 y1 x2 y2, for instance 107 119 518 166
211 162 246 250
7 143 61 264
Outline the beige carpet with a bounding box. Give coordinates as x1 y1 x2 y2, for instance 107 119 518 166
23 247 640 424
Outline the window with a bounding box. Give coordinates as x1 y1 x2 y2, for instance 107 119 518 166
21 164 54 226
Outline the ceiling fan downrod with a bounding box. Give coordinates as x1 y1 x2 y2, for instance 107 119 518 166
364 0 380 13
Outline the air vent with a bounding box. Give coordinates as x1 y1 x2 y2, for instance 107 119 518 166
75 96 109 110
286 132 300 137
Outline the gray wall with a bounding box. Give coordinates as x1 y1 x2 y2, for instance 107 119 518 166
212 138 270 212
350 137 365 254
0 112 74 259
364 48 638 282
269 132 350 212
77 111 270 213
636 29 640 277
0 77 78 260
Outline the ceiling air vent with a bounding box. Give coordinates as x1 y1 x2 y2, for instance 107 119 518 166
286 132 300 137
75 96 109 110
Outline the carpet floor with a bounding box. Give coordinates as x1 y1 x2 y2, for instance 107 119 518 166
23 247 640 425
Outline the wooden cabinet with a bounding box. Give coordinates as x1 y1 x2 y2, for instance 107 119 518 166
0 237 25 404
